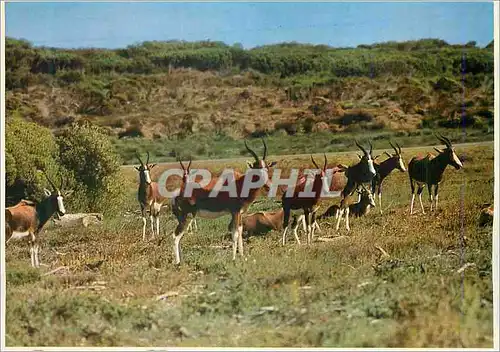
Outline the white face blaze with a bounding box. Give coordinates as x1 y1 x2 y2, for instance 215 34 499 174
398 156 407 172
143 169 152 183
452 150 463 168
367 157 376 176
56 192 66 215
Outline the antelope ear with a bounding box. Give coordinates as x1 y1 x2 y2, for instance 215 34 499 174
135 166 141 171
64 190 74 197
357 154 362 160
434 147 444 154
246 161 254 168
336 164 349 172
268 161 277 167
149 163 157 169
384 151 392 158
43 188 52 197
373 154 381 160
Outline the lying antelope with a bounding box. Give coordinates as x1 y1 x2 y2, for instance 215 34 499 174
335 184 376 231
242 209 310 237
171 138 276 264
5 173 72 267
408 133 463 214
135 151 166 241
281 154 330 246
371 141 406 213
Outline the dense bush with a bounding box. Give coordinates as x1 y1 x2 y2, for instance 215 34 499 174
5 116 62 204
5 116 127 214
56 122 127 214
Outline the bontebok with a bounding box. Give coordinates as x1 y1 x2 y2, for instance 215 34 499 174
5 172 72 268
135 151 166 241
408 133 463 214
372 141 406 213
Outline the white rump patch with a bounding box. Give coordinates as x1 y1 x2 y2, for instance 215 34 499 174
153 202 162 213
10 231 30 240
197 210 229 219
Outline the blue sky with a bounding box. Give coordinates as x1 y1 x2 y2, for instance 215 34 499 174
5 2 494 49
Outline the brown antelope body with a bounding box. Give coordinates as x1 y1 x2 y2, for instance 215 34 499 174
5 173 71 267
135 151 166 240
171 139 275 264
408 134 463 214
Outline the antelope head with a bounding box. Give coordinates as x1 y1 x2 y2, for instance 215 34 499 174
178 157 192 183
135 151 157 184
244 138 276 171
385 140 406 172
42 170 72 217
435 133 463 170
355 139 377 178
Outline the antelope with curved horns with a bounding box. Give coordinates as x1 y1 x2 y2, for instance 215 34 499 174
5 171 73 267
281 154 330 246
135 151 166 241
371 140 406 213
171 138 276 264
408 133 463 214
340 140 377 199
173 157 198 233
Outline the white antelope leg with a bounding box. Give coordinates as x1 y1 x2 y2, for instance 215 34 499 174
429 194 434 212
418 193 426 214
34 243 40 267
237 224 244 258
282 226 289 246
335 209 344 231
294 215 304 245
435 194 439 211
232 227 240 261
173 231 185 265
379 193 383 214
149 214 155 237
155 215 160 238
345 208 350 232
141 216 147 241
193 219 198 231
410 194 416 215
29 243 35 268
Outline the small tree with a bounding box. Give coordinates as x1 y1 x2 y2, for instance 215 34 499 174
5 115 61 204
56 121 127 214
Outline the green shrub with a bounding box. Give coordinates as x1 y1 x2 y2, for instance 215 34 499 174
5 116 62 204
56 121 127 214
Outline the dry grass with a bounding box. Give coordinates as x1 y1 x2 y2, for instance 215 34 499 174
4 143 494 347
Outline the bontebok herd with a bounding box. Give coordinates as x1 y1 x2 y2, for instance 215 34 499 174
5 134 465 267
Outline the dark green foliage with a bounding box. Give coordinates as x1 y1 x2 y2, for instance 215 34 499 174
5 116 62 204
56 122 127 214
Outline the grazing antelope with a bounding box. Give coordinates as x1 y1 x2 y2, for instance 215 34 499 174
408 133 463 214
281 154 330 246
334 185 376 231
371 141 407 213
171 138 275 264
242 209 284 237
5 173 72 268
135 151 166 241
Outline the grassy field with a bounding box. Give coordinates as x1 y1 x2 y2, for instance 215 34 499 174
4 142 494 347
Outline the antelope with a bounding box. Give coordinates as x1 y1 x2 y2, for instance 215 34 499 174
135 151 166 241
330 140 377 231
408 133 463 215
281 154 330 246
371 141 407 213
171 138 275 264
242 209 284 237
174 158 198 233
5 172 72 268
323 185 376 231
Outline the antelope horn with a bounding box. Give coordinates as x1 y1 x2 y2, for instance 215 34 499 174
146 151 150 166
384 151 392 158
440 133 452 147
43 170 57 191
187 157 192 170
368 141 373 155
323 153 328 170
389 140 398 155
355 140 368 155
59 173 64 190
311 155 321 170
261 138 267 160
396 142 402 154
135 151 144 166
244 140 259 162
435 133 450 148
178 158 185 171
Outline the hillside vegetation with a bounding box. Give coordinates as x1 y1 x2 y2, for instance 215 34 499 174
6 38 494 147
